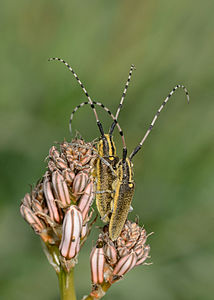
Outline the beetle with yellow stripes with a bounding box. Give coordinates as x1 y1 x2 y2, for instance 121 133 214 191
49 57 189 241
49 58 134 225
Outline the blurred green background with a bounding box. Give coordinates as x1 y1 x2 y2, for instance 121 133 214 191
1 1 214 299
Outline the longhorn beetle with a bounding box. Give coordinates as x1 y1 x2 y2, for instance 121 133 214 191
70 87 189 240
48 58 134 223
69 65 136 222
49 58 189 240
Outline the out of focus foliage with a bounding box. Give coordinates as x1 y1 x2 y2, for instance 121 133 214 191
0 1 213 299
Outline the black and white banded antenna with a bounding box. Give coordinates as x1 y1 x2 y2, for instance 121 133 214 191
129 85 190 160
69 100 128 161
48 57 105 137
109 64 136 135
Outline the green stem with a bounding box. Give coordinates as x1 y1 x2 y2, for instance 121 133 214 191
58 268 76 300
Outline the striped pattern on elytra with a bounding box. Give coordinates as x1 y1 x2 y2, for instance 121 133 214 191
49 58 135 223
70 85 189 241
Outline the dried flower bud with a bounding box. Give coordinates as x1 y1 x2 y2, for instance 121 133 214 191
59 206 83 259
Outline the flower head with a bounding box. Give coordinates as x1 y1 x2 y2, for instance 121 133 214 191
20 138 96 270
90 220 152 298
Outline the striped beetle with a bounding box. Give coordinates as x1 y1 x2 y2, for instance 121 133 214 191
93 84 189 240
70 87 189 240
49 58 135 224
49 58 189 240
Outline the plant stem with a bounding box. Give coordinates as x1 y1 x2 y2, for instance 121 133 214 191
82 282 111 300
58 268 76 300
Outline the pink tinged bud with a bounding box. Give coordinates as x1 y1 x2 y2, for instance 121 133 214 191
112 252 137 277
117 237 126 247
137 229 147 246
133 244 143 256
81 223 88 239
72 171 88 195
105 242 117 266
49 146 68 169
62 170 75 186
22 193 32 208
125 240 136 248
90 241 105 284
136 245 150 266
48 161 57 172
130 223 140 236
36 184 44 201
43 174 60 223
49 146 60 159
55 158 68 170
59 206 83 259
117 247 129 257
52 171 71 207
81 149 92 165
32 199 43 213
20 204 44 233
78 182 94 221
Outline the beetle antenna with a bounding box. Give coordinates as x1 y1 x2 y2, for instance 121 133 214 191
48 57 105 136
130 85 190 160
109 64 136 135
69 101 127 161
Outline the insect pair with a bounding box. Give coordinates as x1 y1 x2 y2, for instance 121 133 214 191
49 57 189 241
